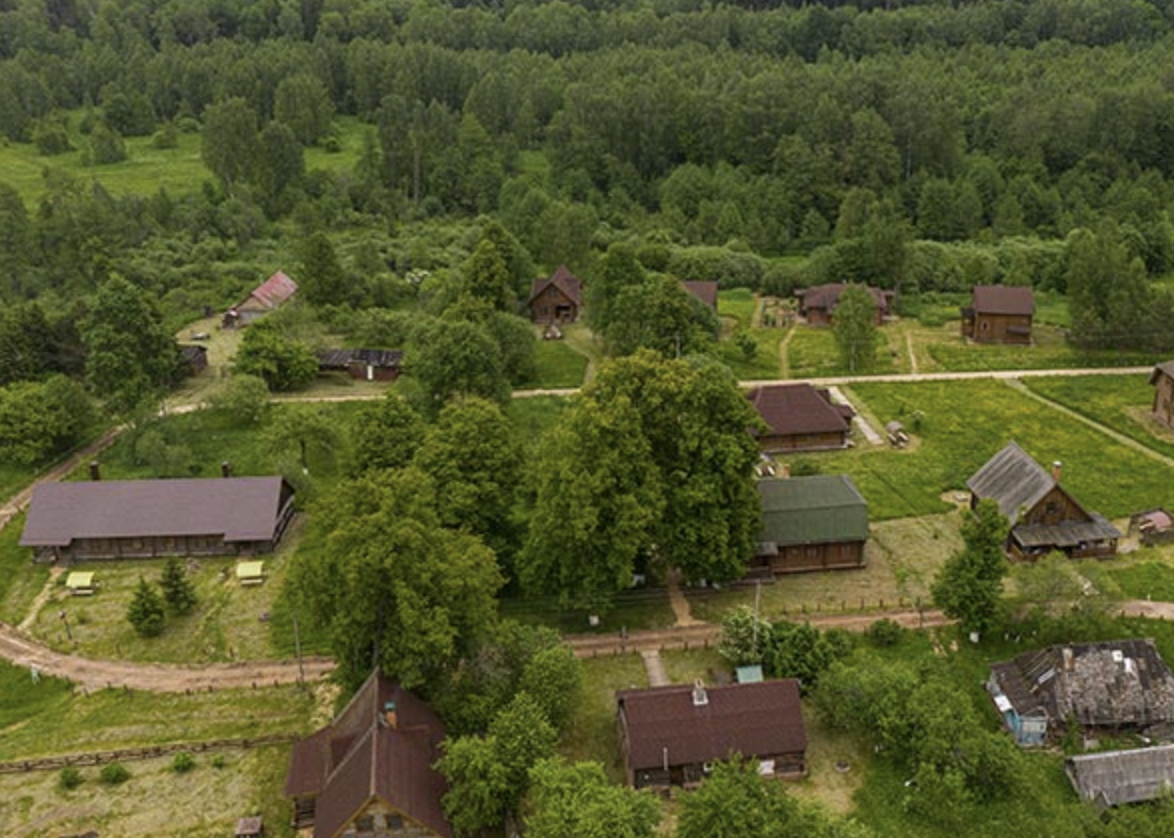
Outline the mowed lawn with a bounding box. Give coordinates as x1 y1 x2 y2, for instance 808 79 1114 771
784 379 1174 522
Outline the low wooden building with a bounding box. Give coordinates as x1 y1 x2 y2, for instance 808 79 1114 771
223 270 298 328
795 283 893 327
20 477 296 564
528 265 582 324
1130 508 1174 547
1066 744 1174 809
747 383 854 452
960 285 1034 344
317 348 403 382
752 475 868 574
682 280 718 309
1150 361 1174 430
178 345 208 375
988 639 1174 747
616 679 807 790
967 441 1120 561
285 671 452 838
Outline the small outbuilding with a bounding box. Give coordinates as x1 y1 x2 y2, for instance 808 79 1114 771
747 383 854 452
1130 508 1174 547
1150 361 1174 431
752 474 868 574
1066 744 1174 809
616 679 807 790
223 271 298 328
960 285 1034 344
316 348 403 382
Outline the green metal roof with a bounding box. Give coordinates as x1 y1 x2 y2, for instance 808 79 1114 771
758 475 869 546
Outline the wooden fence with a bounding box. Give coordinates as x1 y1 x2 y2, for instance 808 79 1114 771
0 732 297 774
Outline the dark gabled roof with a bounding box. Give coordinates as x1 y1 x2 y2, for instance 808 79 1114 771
747 384 851 437
757 475 868 548
971 285 1034 316
682 281 718 309
528 265 582 306
20 477 293 547
285 672 451 838
796 283 892 312
1066 744 1174 808
1150 360 1174 385
179 345 207 364
1012 514 1120 548
990 640 1174 730
317 348 404 370
618 680 806 771
241 271 298 310
967 441 1062 522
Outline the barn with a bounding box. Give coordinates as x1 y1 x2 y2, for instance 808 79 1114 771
752 474 869 574
20 476 296 563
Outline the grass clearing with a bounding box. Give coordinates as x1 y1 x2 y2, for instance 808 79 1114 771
562 654 648 780
0 745 296 838
0 512 50 624
786 326 900 378
531 335 589 388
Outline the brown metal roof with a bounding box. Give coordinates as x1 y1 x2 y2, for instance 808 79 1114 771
748 384 850 437
971 285 1034 316
285 672 452 838
617 679 805 772
528 265 582 306
20 477 293 547
797 283 892 313
682 281 718 309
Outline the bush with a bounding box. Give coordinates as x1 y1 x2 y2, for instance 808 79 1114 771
171 752 196 773
99 762 130 785
210 755 226 769
866 618 905 647
58 766 83 790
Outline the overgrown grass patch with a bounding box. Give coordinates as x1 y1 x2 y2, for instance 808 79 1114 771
1022 373 1174 459
531 337 589 388
927 324 1153 372
561 654 647 781
0 511 50 624
499 585 676 634
1109 560 1174 601
786 326 900 378
507 395 571 450
714 293 787 379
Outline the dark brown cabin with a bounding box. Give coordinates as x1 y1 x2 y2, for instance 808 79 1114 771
961 285 1034 344
616 679 807 790
747 384 854 452
967 441 1119 561
528 265 582 324
795 283 893 327
1150 361 1174 430
20 477 296 564
317 348 403 382
285 671 452 838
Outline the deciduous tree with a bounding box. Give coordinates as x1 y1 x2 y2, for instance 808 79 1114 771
832 283 878 373
232 320 318 392
931 498 1009 638
524 758 660 838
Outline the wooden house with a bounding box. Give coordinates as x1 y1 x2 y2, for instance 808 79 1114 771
1150 361 1174 430
987 639 1174 747
795 283 893 327
967 441 1120 561
746 383 854 452
616 679 807 790
681 280 718 309
20 477 296 564
752 475 868 574
317 348 404 382
223 271 298 328
960 285 1034 344
528 265 582 324
1066 744 1174 809
285 671 452 838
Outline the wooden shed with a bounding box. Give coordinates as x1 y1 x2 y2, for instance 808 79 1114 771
752 475 868 574
1066 744 1174 809
223 271 298 328
616 679 807 790
528 265 582 324
316 348 403 382
20 477 297 564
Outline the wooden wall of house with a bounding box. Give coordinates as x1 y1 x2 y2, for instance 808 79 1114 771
529 286 578 324
632 751 806 790
1023 487 1086 527
804 307 832 327
346 362 401 382
758 431 847 452
1154 373 1174 430
54 534 277 562
765 541 865 574
973 313 1032 344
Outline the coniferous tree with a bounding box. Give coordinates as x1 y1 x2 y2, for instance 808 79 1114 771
160 557 197 615
127 578 166 637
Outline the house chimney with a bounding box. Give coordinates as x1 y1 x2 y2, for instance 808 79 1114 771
89 461 100 481
692 679 708 707
221 460 232 478
1052 461 1062 482
383 701 398 730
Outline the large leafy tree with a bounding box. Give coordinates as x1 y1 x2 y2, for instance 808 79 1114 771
409 318 510 415
600 275 718 358
931 498 1009 637
347 391 425 476
297 231 348 307
0 375 94 467
832 283 879 373
523 758 660 838
287 468 503 692
81 275 179 415
200 97 258 193
232 320 318 392
1066 219 1160 351
264 404 340 474
465 238 514 312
